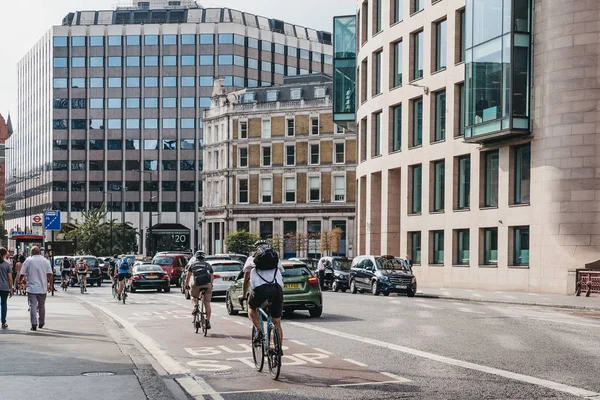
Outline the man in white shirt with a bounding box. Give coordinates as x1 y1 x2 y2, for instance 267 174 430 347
239 240 285 346
19 246 53 331
317 257 326 290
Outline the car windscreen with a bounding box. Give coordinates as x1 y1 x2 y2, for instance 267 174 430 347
84 257 98 267
135 266 163 272
152 257 174 266
211 263 243 273
375 257 411 271
282 266 310 277
332 259 351 271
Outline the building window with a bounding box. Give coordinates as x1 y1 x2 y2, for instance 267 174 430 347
239 121 248 139
410 232 421 264
334 176 346 202
126 56 140 67
432 231 444 264
310 144 320 165
144 77 158 87
483 228 498 265
457 83 465 137
361 117 368 161
413 30 423 80
413 0 423 13
285 178 296 203
392 40 403 88
456 229 470 265
71 36 86 47
373 0 382 34
434 91 446 141
239 148 248 167
412 97 423 147
144 35 158 45
372 111 382 156
513 226 530 266
266 90 278 102
435 19 447 71
484 151 499 207
290 88 302 100
310 117 319 135
411 164 422 214
163 55 177 66
391 104 402 152
243 92 255 103
262 147 272 167
432 160 445 212
459 9 466 63
309 177 321 202
286 145 295 166
286 118 295 136
373 50 382 96
335 143 345 164
393 0 403 23
126 77 140 88
314 87 326 98
457 155 470 209
108 56 122 67
238 179 249 204
514 144 531 205
261 178 272 203
262 119 271 138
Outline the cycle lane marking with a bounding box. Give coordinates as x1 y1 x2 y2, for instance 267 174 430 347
288 321 600 399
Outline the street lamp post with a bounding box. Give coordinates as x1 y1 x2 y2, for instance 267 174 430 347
104 192 113 255
142 171 154 257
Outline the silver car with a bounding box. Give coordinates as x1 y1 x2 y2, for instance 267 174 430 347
208 260 244 298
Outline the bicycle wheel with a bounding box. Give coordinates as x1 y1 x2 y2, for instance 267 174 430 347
194 314 199 334
122 291 127 304
202 315 208 337
252 326 264 372
267 324 282 380
80 280 84 294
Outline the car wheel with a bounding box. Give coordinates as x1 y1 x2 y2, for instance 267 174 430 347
97 280 102 287
371 281 380 296
157 288 163 292
332 281 339 292
341 288 348 293
309 307 323 318
407 288 416 297
226 295 238 315
350 280 357 294
164 286 171 293
383 292 390 296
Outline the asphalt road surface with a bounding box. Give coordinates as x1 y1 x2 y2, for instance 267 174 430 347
71 285 600 400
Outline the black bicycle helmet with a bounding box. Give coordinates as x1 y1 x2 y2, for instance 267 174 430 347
195 250 206 259
254 240 269 248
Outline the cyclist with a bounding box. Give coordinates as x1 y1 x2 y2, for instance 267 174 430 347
75 257 89 292
60 257 71 288
238 240 285 348
108 255 118 288
117 257 132 301
184 251 214 329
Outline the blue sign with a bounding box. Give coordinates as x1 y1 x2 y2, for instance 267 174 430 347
11 231 25 236
44 210 61 231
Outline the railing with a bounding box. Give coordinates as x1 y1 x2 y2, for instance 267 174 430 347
576 269 600 296
204 97 331 120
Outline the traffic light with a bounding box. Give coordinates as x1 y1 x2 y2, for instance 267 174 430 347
16 245 20 250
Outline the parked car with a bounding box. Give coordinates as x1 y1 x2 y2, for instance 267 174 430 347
207 260 244 298
69 256 103 287
133 260 152 268
205 254 232 261
226 259 323 318
321 256 352 292
349 255 417 297
151 253 187 287
130 264 171 293
98 258 109 280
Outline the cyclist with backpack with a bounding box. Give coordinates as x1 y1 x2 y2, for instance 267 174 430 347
75 257 89 293
238 240 285 347
117 257 132 301
184 251 214 330
60 257 72 288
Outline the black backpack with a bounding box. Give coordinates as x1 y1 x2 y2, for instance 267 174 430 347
254 247 279 270
192 262 211 286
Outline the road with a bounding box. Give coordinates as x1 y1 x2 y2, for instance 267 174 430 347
70 285 600 400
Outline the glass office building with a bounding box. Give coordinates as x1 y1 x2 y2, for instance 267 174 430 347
6 1 333 254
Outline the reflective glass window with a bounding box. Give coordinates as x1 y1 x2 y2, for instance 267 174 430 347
144 77 158 87
412 97 423 146
393 41 403 87
181 118 195 129
275 64 284 74
163 55 177 66
199 55 214 65
126 98 140 108
108 36 122 46
90 36 104 46
88 139 104 150
53 36 68 47
411 165 422 213
108 56 122 67
144 119 158 129
144 97 158 108
144 35 158 45
162 98 176 108
90 78 104 88
413 31 424 79
199 97 211 108
71 36 86 47
162 160 177 170
181 76 195 86
234 55 245 66
144 56 158 66
125 139 140 149
162 118 176 129
181 55 195 65
90 98 104 109
248 58 258 69
53 78 67 88
436 19 447 71
199 76 213 87
181 97 195 108
163 34 177 45
180 139 195 150
274 43 285 54
163 76 176 87
234 34 245 46
126 77 140 87
71 120 86 130
90 56 104 67
199 34 214 44
126 56 140 67
53 57 67 68
262 61 271 72
163 139 177 150
126 118 140 129
108 119 122 129
108 140 122 150
181 34 195 45
218 55 233 65
180 160 195 171
434 91 446 141
248 79 258 88
108 77 121 87
53 99 68 109
127 35 141 46
72 78 86 88
218 33 233 44
72 99 86 109
248 37 259 49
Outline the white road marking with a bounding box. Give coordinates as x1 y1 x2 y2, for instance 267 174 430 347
84 300 223 400
458 307 485 314
343 358 368 367
380 372 412 382
197 389 280 395
495 291 503 294
314 348 334 355
288 322 600 399
331 380 410 387
528 293 539 296
289 339 307 346
473 293 483 298
504 295 518 300
441 291 451 296
417 303 439 310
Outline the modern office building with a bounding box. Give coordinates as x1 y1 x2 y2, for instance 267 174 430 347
339 0 600 294
5 0 333 254
202 75 356 257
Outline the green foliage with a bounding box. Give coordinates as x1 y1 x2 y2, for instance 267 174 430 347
225 230 259 255
64 203 138 255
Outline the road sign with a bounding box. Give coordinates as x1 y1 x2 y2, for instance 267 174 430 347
32 215 42 226
44 210 61 231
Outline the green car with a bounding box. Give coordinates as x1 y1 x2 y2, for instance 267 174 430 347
226 260 323 318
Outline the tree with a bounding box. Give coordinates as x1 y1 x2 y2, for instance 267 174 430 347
225 230 259 255
64 203 137 255
267 235 284 254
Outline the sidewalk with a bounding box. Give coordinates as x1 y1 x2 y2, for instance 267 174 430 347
417 286 600 310
0 292 179 400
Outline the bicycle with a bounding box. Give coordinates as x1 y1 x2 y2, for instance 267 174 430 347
111 278 118 299
192 290 208 336
249 300 282 380
122 280 129 304
78 274 86 294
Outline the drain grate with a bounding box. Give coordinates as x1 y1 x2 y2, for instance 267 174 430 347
82 372 116 376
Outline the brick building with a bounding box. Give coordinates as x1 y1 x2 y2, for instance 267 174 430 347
202 75 357 257
0 113 13 202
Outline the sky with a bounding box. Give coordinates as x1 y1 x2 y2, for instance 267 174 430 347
0 0 354 127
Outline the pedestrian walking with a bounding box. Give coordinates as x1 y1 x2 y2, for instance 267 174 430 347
19 246 53 331
317 257 326 290
0 247 14 329
14 255 24 294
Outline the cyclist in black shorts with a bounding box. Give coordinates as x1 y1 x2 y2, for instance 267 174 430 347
239 240 285 346
108 255 118 287
117 258 132 300
60 257 71 287
75 257 89 292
